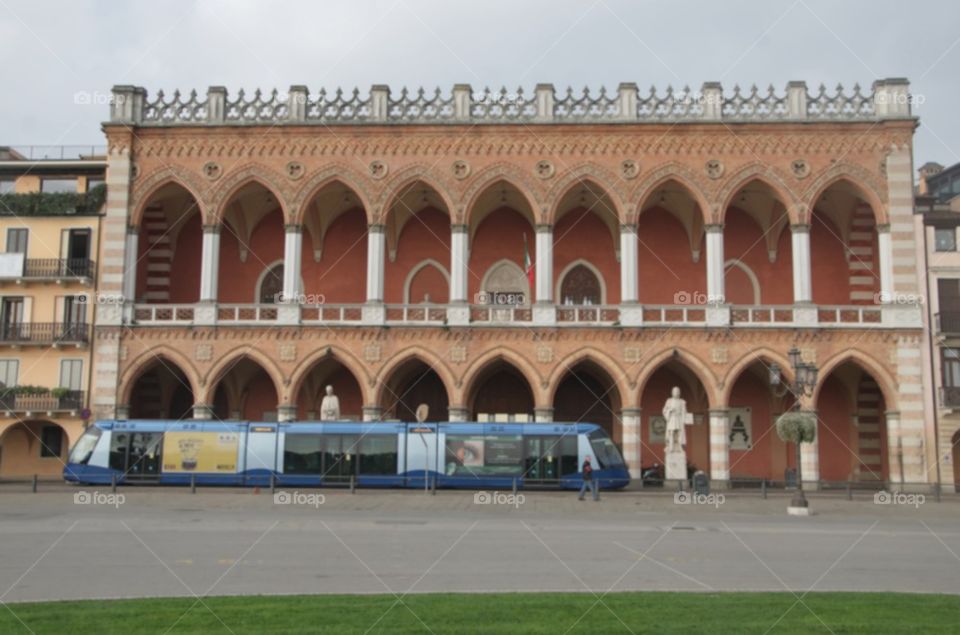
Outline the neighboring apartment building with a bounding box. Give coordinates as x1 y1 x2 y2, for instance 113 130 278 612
92 79 928 489
916 161 960 492
0 146 104 476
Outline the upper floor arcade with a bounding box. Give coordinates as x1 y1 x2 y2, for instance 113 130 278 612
98 80 922 331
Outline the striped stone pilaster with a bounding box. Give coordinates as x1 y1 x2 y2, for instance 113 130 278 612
886 411 903 485
92 138 134 420
894 335 927 486
621 408 641 479
708 409 729 487
886 145 920 295
800 411 819 487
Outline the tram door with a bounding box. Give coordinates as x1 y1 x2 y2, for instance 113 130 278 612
108 431 162 480
406 424 438 488
524 436 562 484
322 434 359 482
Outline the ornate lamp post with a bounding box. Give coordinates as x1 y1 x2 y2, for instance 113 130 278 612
769 347 819 509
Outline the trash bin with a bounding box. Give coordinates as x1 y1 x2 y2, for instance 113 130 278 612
693 470 709 496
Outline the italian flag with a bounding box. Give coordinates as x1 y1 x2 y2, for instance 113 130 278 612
523 233 535 297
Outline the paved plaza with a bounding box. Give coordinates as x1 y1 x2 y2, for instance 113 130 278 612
1 487 958 603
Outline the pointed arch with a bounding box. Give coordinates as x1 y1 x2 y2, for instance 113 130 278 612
724 259 761 304
630 162 713 224
546 347 629 407
200 347 286 405
546 164 627 224
803 164 887 225
556 259 607 305
291 166 374 224
374 346 456 407
717 162 800 224
288 345 372 409
119 346 201 406
209 165 288 224
404 258 450 303
635 347 719 409
460 162 543 225
480 258 530 298
720 347 796 407
378 164 457 224
460 347 545 406
812 349 898 411
130 170 207 228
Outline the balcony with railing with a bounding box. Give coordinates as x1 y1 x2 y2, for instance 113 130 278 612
936 312 960 335
0 322 90 345
125 302 923 329
17 258 97 281
0 389 84 413
939 386 960 409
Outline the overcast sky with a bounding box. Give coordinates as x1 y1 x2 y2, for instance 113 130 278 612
1 0 958 170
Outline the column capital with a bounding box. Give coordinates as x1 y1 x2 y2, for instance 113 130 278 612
535 223 553 233
284 223 303 233
704 223 724 233
621 407 642 416
450 223 468 233
202 224 221 235
362 405 384 422
368 223 386 233
619 223 638 233
789 223 810 233
876 223 891 234
126 224 139 235
708 408 730 416
192 403 214 420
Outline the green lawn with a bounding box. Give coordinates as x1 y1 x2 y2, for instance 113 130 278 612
2 592 957 634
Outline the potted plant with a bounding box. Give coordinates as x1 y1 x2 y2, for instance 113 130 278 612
776 410 816 514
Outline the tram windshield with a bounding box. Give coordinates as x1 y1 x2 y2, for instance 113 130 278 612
588 430 624 468
68 425 102 465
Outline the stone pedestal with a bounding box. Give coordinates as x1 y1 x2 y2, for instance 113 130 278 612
665 449 687 484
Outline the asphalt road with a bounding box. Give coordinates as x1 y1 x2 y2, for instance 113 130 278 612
0 487 958 603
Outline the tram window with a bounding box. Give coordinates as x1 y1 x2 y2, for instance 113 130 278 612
68 426 101 464
445 435 522 475
588 430 624 469
109 433 129 471
283 434 323 474
359 436 398 475
560 435 579 475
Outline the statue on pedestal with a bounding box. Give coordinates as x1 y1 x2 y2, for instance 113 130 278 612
320 385 340 421
662 386 693 482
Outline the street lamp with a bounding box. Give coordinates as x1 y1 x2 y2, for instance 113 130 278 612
769 348 819 509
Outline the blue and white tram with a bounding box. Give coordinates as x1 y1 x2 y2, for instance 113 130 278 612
64 420 630 490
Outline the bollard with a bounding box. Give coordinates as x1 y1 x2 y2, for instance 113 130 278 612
270 473 276 494
350 475 356 494
761 479 767 499
31 474 37 493
512 478 518 495
846 482 852 501
111 473 117 494
190 474 196 494
431 476 436 496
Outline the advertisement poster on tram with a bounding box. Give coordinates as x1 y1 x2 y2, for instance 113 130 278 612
162 431 239 473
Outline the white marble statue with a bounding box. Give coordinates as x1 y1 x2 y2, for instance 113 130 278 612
320 385 340 421
662 386 692 453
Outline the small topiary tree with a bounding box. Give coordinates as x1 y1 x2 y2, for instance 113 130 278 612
776 411 816 508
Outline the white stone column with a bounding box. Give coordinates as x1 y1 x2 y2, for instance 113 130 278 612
705 224 725 303
800 413 820 488
709 409 730 487
621 408 642 479
877 224 894 303
282 224 302 302
791 224 812 303
450 225 469 303
532 225 555 325
620 224 638 303
199 225 221 303
534 407 554 423
122 226 139 322
363 225 386 325
886 410 903 485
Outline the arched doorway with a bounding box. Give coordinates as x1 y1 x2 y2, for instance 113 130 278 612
294 355 363 420
815 361 888 483
128 360 195 420
211 358 278 422
725 360 796 482
135 182 203 303
0 420 67 476
639 358 711 472
381 358 450 422
553 360 622 443
468 360 534 421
